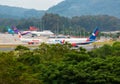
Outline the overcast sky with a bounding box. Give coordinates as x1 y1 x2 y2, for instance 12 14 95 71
0 0 64 10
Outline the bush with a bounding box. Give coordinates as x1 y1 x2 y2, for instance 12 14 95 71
15 45 30 51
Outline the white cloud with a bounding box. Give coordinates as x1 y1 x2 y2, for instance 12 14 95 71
0 0 64 10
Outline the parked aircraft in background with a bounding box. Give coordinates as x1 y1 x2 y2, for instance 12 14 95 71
28 26 54 36
18 32 42 44
9 26 54 37
46 27 99 47
7 26 53 44
30 30 54 36
16 30 54 37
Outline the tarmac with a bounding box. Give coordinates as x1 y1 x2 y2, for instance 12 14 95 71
0 33 23 44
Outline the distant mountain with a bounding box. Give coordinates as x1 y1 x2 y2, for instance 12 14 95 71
1 0 120 19
47 0 120 18
0 5 45 19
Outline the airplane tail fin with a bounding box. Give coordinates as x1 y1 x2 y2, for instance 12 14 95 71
12 25 20 34
87 27 99 41
7 26 14 35
12 26 30 35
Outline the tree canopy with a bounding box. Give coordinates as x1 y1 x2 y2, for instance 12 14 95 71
0 42 120 83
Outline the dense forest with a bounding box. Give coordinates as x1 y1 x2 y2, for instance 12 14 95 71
0 13 120 35
0 41 120 84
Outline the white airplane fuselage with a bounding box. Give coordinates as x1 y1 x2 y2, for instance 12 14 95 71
32 31 53 36
19 37 42 44
47 37 88 44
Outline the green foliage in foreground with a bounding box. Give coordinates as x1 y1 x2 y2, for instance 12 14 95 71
0 42 120 84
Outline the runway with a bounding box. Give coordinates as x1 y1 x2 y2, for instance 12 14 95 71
0 44 100 51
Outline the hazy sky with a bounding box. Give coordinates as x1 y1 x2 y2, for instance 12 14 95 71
0 0 64 10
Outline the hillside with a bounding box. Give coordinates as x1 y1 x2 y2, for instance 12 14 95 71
0 5 45 19
1 0 120 19
47 0 120 18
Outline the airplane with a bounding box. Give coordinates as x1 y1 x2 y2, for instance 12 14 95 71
30 30 54 37
46 27 99 47
28 26 54 36
14 30 54 37
10 26 54 37
17 32 42 44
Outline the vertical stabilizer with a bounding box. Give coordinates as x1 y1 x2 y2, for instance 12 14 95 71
87 27 99 41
